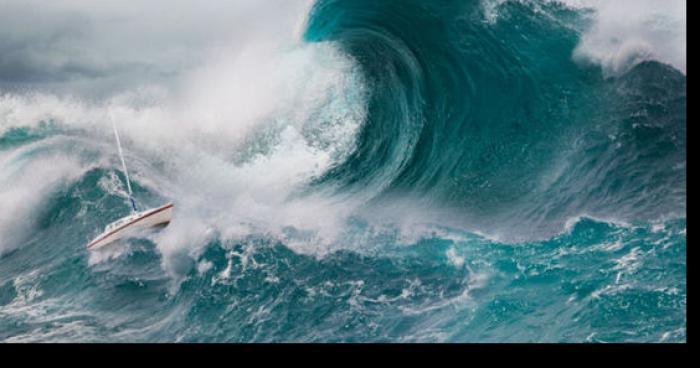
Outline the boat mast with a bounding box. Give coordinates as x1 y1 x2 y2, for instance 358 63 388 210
109 109 137 213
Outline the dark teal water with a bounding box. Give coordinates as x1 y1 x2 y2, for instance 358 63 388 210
0 0 686 342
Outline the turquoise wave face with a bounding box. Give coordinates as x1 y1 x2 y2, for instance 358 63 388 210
305 0 685 238
0 0 686 342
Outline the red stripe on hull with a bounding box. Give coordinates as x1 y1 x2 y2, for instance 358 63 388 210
87 203 174 249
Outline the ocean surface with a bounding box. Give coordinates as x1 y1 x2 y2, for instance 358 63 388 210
0 0 686 342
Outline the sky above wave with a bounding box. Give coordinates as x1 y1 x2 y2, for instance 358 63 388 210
0 0 686 99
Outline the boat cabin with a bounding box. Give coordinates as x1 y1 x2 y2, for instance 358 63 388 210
105 214 139 232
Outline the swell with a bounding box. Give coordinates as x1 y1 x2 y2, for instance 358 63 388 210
0 181 687 342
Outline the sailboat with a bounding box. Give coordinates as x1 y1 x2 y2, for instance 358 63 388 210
87 111 174 251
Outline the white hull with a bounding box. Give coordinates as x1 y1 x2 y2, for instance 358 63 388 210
87 203 173 250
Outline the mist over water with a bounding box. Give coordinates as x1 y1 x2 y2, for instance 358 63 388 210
0 0 685 342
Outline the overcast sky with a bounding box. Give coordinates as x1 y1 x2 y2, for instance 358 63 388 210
0 0 686 99
0 0 310 98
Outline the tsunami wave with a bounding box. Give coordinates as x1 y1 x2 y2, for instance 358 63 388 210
0 0 686 342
